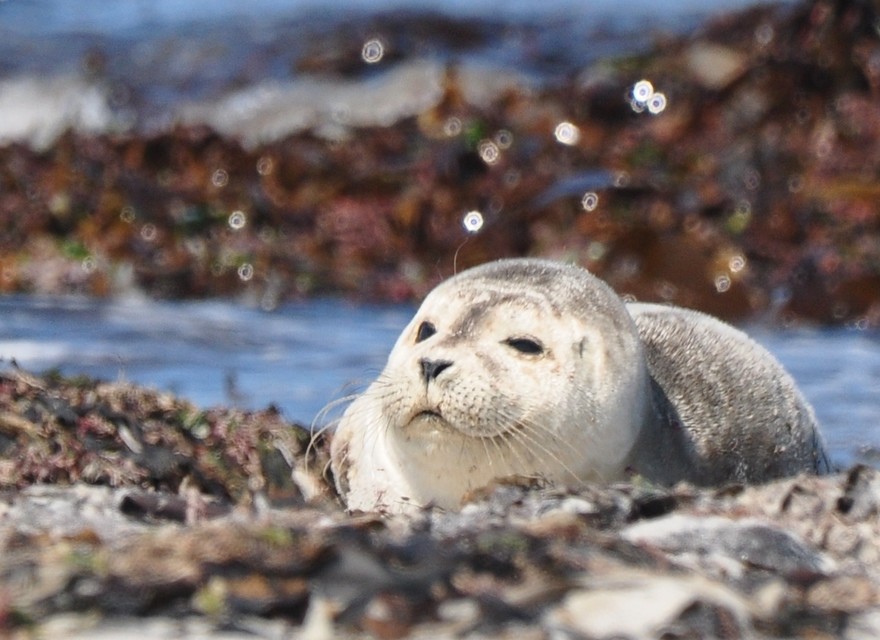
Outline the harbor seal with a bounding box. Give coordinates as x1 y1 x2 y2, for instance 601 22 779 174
330 258 831 514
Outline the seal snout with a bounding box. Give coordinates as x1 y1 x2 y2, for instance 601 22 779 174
419 357 452 382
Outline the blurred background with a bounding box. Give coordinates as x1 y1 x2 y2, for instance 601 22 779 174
0 0 878 465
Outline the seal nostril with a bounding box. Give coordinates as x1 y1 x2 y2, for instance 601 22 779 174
419 358 452 381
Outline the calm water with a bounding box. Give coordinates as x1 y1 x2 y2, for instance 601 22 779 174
0 295 877 469
0 0 792 35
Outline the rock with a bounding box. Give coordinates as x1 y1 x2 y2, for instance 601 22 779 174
545 570 754 639
3 467 880 638
0 74 115 150
685 43 748 90
622 513 833 580
2 371 880 638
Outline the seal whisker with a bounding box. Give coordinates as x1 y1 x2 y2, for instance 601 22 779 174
306 393 363 476
484 430 525 476
496 411 584 486
516 386 610 473
477 408 536 477
477 431 502 475
486 424 524 476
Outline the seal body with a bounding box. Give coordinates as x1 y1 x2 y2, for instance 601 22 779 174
330 259 830 514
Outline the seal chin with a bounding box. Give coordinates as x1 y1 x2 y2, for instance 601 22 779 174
404 408 452 434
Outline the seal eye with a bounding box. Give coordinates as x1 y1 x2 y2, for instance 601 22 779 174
415 321 436 343
504 337 543 355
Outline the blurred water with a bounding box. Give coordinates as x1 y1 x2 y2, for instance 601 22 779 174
0 0 794 147
0 295 410 425
0 0 792 36
0 295 877 469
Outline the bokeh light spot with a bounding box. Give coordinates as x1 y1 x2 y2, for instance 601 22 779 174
462 210 484 233
478 139 500 164
581 191 599 211
362 38 385 64
140 224 157 242
729 254 746 273
212 169 229 188
630 79 668 115
228 210 247 230
554 121 581 146
494 129 513 149
632 79 654 103
647 92 667 114
238 263 254 281
256 156 274 176
443 117 462 137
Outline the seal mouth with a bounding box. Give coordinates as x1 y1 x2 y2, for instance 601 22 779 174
405 408 514 440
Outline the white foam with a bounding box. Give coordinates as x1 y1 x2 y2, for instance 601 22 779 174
0 74 116 150
0 339 73 365
177 60 531 147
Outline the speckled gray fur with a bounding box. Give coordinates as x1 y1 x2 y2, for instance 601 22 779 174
626 303 832 485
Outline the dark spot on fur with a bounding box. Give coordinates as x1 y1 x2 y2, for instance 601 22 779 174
451 299 494 336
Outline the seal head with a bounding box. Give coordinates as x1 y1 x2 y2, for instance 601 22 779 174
331 259 652 513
